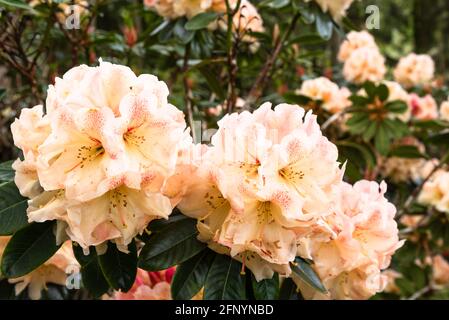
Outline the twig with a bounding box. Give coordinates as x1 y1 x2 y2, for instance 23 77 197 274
243 13 301 110
321 109 348 130
182 44 197 143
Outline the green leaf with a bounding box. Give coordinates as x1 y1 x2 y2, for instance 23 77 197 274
251 272 279 300
185 12 218 31
73 245 110 298
204 254 246 300
291 257 326 293
389 145 426 159
426 132 449 145
346 113 371 135
98 241 137 292
362 121 377 142
260 0 290 9
315 11 333 40
171 249 215 300
138 217 206 271
336 141 376 169
363 81 377 99
385 100 408 114
377 84 389 101
412 119 449 130
296 2 315 24
0 182 28 235
0 0 31 10
0 161 14 182
288 34 325 46
1 221 60 278
283 92 312 105
374 122 390 156
279 277 301 300
349 95 370 106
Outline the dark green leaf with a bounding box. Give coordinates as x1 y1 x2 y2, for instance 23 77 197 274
251 272 279 300
349 95 370 106
171 249 215 300
0 161 14 182
291 257 326 293
198 67 226 100
138 217 206 271
337 140 376 169
0 0 31 10
389 145 426 159
279 277 301 300
385 100 408 114
374 122 390 155
73 244 110 298
377 84 389 101
283 92 312 105
204 254 246 300
98 241 137 292
260 0 290 9
315 11 333 40
0 182 28 235
1 221 60 278
185 12 218 31
363 81 377 99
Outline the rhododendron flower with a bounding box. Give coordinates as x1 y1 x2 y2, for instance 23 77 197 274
383 81 412 122
0 238 78 300
410 93 438 120
173 103 345 281
432 255 449 285
298 77 351 114
440 100 449 121
144 0 212 19
305 0 355 21
418 170 449 213
338 30 378 62
394 53 435 88
382 269 402 294
11 60 189 250
110 268 174 300
294 180 404 300
343 47 386 84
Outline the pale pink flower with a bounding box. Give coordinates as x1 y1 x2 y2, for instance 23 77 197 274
433 255 449 285
110 268 174 300
12 61 189 250
343 47 386 84
394 53 435 88
338 30 378 62
0 238 78 300
295 180 403 300
418 170 449 213
382 269 402 294
439 100 449 121
175 103 344 281
410 93 438 120
298 77 351 113
305 0 355 21
10 105 51 198
145 0 212 19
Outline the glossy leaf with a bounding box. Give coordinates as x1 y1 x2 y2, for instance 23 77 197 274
251 273 279 300
0 182 28 235
290 257 327 293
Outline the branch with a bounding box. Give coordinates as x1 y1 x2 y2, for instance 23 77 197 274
182 44 197 143
243 13 300 110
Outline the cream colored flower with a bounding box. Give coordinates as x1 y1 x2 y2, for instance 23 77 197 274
382 269 402 294
10 105 51 198
0 237 78 300
418 170 449 213
433 255 449 285
338 30 378 62
343 47 386 84
12 60 189 250
439 100 449 121
298 77 351 113
295 180 403 300
394 53 435 88
144 0 212 19
410 93 438 120
174 103 344 281
305 0 355 21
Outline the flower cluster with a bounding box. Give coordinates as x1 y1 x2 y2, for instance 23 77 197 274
339 31 386 84
0 237 78 300
144 0 264 40
418 169 449 213
394 53 435 88
305 0 356 21
297 77 351 114
11 60 190 251
294 181 404 299
168 102 402 299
